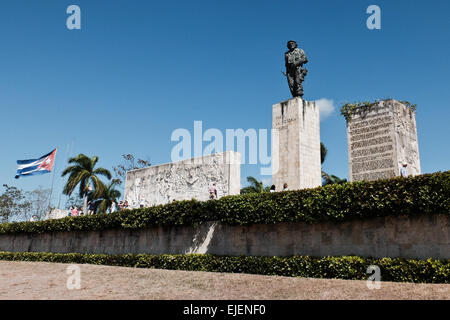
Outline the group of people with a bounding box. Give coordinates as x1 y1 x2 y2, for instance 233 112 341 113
68 206 82 217
69 201 99 216
67 199 130 217
118 200 130 210
269 183 289 193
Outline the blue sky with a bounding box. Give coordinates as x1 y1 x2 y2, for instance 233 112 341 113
1 0 449 206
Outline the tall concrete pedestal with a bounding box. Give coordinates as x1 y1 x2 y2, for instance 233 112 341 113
272 97 322 191
346 99 421 182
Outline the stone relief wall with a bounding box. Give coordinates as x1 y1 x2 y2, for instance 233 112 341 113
347 100 421 182
124 151 241 208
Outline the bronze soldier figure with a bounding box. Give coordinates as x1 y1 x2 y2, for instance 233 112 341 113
285 40 308 98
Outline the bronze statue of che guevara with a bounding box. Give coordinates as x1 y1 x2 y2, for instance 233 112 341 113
284 40 308 98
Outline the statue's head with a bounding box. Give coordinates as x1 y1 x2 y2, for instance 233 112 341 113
287 40 298 51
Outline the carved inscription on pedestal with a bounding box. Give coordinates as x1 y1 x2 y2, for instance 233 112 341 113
347 100 421 182
347 102 396 181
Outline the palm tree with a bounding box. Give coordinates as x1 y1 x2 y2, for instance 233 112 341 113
320 142 327 165
320 142 347 186
240 176 267 194
322 172 347 186
61 154 112 214
96 180 122 214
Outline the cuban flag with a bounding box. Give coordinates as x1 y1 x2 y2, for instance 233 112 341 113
15 149 57 179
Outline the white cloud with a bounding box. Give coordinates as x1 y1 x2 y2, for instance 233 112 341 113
315 98 335 120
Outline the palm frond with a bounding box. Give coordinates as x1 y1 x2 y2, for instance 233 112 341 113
97 199 108 214
61 165 82 177
78 176 89 198
90 176 106 199
68 154 90 167
321 142 327 164
93 167 112 180
90 156 99 171
63 170 89 196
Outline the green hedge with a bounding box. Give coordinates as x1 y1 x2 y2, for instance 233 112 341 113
1 171 449 235
0 251 448 284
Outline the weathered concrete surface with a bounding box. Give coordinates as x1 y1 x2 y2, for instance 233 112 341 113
44 209 68 220
124 151 241 208
0 215 448 260
347 100 421 182
272 97 321 191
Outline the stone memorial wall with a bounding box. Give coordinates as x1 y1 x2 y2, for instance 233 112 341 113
124 151 241 208
347 99 420 182
2 214 448 260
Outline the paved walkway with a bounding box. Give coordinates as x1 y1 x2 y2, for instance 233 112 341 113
0 261 449 300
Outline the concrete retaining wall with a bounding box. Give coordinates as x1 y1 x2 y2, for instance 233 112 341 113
0 214 448 260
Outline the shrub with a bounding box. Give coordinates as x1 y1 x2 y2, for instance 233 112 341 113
0 172 448 235
0 251 448 284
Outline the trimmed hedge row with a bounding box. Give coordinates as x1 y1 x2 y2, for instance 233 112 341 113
0 251 449 284
1 171 449 235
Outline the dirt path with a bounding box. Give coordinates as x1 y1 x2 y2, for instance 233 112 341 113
0 261 448 300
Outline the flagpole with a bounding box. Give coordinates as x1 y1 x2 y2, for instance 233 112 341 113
47 148 58 213
57 143 70 209
57 139 74 209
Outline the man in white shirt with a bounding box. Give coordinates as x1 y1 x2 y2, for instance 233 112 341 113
400 163 408 177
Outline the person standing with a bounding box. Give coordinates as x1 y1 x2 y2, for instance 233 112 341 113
110 201 117 213
283 183 289 191
400 163 408 177
208 183 218 200
87 201 95 215
270 185 276 192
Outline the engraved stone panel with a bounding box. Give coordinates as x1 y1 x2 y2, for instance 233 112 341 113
272 97 321 190
346 100 421 182
124 151 241 208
